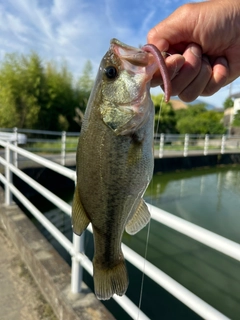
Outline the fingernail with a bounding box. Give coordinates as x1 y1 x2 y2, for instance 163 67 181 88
151 39 169 52
190 44 202 58
215 56 228 67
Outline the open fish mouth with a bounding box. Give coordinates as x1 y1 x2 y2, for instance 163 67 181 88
110 38 158 82
110 38 171 102
111 38 150 67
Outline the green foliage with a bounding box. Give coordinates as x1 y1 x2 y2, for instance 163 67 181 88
176 109 226 134
0 52 93 130
175 103 207 121
152 94 177 133
151 97 225 134
224 97 234 110
0 51 226 135
0 52 44 128
76 60 94 113
77 60 93 93
233 111 240 127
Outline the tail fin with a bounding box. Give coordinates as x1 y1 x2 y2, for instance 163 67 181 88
93 259 129 300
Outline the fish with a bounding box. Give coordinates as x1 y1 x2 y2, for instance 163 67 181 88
72 38 171 300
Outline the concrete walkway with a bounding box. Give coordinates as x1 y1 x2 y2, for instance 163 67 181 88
0 187 115 320
0 222 57 320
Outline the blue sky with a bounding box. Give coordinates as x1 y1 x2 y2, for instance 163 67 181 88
0 0 239 107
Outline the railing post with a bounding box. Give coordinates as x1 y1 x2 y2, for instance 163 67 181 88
221 135 226 154
5 142 13 205
13 127 18 167
61 131 66 166
183 134 189 157
71 232 84 293
204 134 209 156
159 133 164 158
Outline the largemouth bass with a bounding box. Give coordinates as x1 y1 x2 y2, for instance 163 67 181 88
72 38 171 300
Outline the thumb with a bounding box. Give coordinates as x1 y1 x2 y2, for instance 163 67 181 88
147 4 197 51
147 29 170 52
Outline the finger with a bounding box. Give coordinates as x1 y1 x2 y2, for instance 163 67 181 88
201 57 229 96
151 54 185 87
170 43 202 96
147 4 198 49
179 55 212 102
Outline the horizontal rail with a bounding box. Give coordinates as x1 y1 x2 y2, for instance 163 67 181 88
148 204 240 262
2 128 240 163
0 140 76 181
0 157 72 216
0 173 74 255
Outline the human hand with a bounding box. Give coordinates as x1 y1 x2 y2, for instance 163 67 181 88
148 0 240 102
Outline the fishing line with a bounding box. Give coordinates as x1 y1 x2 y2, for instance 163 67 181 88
137 94 165 319
155 95 164 139
137 217 151 319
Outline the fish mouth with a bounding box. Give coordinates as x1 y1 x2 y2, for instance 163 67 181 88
110 38 158 81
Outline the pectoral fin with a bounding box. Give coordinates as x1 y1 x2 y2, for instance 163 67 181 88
125 199 151 235
72 188 90 235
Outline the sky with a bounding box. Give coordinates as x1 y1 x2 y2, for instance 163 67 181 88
0 0 239 108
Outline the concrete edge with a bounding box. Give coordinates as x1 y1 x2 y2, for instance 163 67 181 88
0 188 115 320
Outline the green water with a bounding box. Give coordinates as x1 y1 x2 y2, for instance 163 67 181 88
29 165 240 320
122 165 240 320
146 166 240 243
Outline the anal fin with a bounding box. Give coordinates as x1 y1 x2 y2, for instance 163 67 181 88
125 199 151 235
71 188 90 235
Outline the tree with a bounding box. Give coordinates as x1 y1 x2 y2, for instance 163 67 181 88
175 103 207 121
224 97 234 110
176 110 226 134
76 60 94 115
233 111 240 127
0 52 93 131
0 52 44 128
77 60 94 93
41 62 80 131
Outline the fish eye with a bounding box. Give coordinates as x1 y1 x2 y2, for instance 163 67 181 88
104 66 118 79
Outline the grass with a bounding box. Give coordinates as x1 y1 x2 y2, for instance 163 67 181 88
25 137 78 154
153 144 222 151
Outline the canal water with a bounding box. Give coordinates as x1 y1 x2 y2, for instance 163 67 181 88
26 165 240 320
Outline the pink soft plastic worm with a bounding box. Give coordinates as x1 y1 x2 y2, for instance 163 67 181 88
142 44 171 102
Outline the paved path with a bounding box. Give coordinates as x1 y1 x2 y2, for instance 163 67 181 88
0 223 57 320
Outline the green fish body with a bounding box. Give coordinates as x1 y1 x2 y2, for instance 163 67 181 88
72 39 168 300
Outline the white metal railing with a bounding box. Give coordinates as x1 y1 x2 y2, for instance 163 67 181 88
1 140 239 319
1 128 240 163
0 127 79 166
154 133 240 158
